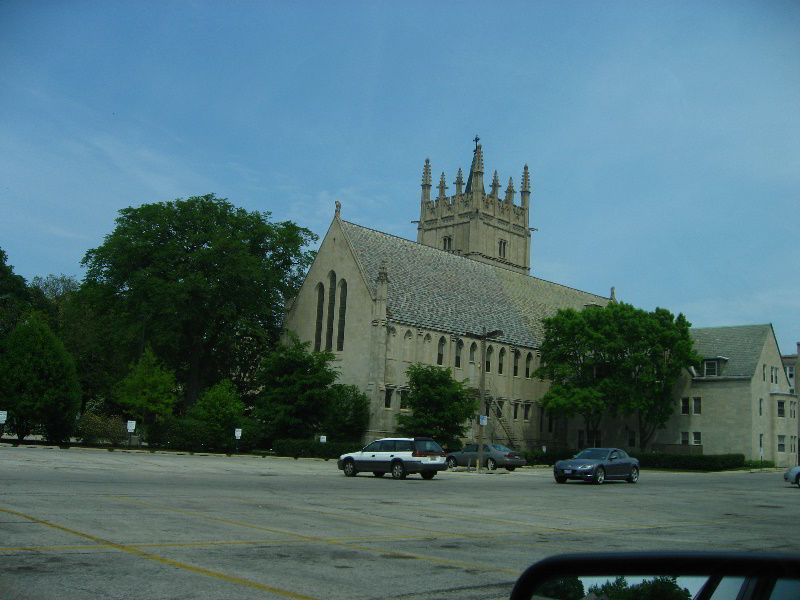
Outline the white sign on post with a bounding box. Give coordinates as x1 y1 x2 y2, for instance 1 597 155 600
127 420 136 433
479 415 488 426
0 411 7 424
234 428 242 440
319 435 327 443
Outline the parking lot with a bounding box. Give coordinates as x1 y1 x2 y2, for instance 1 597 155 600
1 445 798 600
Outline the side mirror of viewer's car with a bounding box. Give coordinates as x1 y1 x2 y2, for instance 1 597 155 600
509 552 800 600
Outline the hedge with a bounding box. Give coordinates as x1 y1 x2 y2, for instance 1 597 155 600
272 439 363 460
637 453 745 471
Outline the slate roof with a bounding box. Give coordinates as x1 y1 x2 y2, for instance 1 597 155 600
340 220 610 349
690 324 772 378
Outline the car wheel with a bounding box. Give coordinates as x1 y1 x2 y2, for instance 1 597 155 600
506 467 516 472
594 467 605 485
555 476 567 484
487 458 497 471
372 471 385 477
627 466 639 483
391 461 407 480
342 459 357 477
421 471 435 480
447 456 458 470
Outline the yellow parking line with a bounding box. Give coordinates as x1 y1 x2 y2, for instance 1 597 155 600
0 507 317 599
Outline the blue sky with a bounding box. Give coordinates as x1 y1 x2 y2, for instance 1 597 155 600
1 1 798 353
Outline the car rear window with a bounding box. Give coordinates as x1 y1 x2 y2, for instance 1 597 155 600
414 440 443 453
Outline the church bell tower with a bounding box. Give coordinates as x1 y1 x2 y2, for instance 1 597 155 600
416 138 532 275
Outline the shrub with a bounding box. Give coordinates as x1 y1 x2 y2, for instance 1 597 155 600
743 459 776 469
525 447 578 466
637 453 745 471
147 416 260 453
75 413 128 446
272 439 363 460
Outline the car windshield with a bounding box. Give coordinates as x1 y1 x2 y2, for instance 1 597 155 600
575 449 610 460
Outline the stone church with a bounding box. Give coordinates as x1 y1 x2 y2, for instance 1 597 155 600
283 141 612 449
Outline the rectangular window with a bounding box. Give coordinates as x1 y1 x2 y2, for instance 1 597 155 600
693 397 701 415
384 389 392 409
704 361 717 376
399 390 409 410
523 403 531 421
778 435 786 453
681 397 689 415
693 431 702 446
759 398 763 416
778 400 785 417
513 402 519 420
628 430 636 447
759 433 763 449
763 364 767 381
681 431 689 445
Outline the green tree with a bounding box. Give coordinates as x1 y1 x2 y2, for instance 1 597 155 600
322 384 370 442
81 194 316 406
534 307 613 446
117 346 177 427
588 576 691 600
254 333 338 443
395 364 477 449
0 315 80 442
188 379 245 450
30 274 80 332
0 247 32 336
535 303 699 450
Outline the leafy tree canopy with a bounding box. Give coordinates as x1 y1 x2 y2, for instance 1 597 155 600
0 247 32 336
395 364 477 449
80 194 316 406
117 346 177 425
254 333 339 443
0 315 80 442
535 302 699 450
588 576 691 600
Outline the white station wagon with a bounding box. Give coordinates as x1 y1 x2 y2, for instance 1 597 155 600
337 437 447 479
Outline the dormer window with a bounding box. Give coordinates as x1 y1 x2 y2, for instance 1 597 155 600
704 360 718 377
442 236 452 251
498 239 507 258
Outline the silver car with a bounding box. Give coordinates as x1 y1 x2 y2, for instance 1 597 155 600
446 443 527 471
784 465 800 487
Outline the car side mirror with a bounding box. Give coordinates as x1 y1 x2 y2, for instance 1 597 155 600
510 552 800 600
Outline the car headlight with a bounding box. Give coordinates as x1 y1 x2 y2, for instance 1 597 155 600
578 464 593 470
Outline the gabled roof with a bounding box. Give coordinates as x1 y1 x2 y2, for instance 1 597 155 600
690 324 773 378
340 220 609 349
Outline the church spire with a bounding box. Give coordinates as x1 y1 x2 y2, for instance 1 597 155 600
454 168 464 195
437 172 448 200
520 164 531 209
490 170 501 198
465 139 484 195
504 177 515 204
420 158 432 203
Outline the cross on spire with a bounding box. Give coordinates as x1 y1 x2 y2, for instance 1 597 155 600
474 135 480 149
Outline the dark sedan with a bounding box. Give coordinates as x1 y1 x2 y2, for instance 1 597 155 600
447 443 527 471
553 447 639 484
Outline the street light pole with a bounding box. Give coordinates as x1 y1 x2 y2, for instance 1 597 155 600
475 326 503 473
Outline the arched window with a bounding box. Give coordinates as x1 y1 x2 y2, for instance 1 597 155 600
336 280 347 351
437 337 446 366
513 350 520 376
455 339 464 369
325 271 336 351
403 330 413 362
423 334 432 363
486 346 494 373
498 348 505 375
525 353 533 378
314 283 324 352
469 342 478 379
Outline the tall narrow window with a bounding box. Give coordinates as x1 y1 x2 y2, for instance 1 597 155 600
403 330 413 362
513 350 520 376
325 272 336 351
442 236 452 251
486 346 493 373
469 342 477 379
455 339 463 368
498 348 505 375
423 334 432 363
498 240 507 258
384 389 392 409
525 353 533 378
314 283 325 352
336 280 347 351
437 337 446 366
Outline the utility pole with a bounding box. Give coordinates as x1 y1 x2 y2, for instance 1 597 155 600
473 326 503 472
